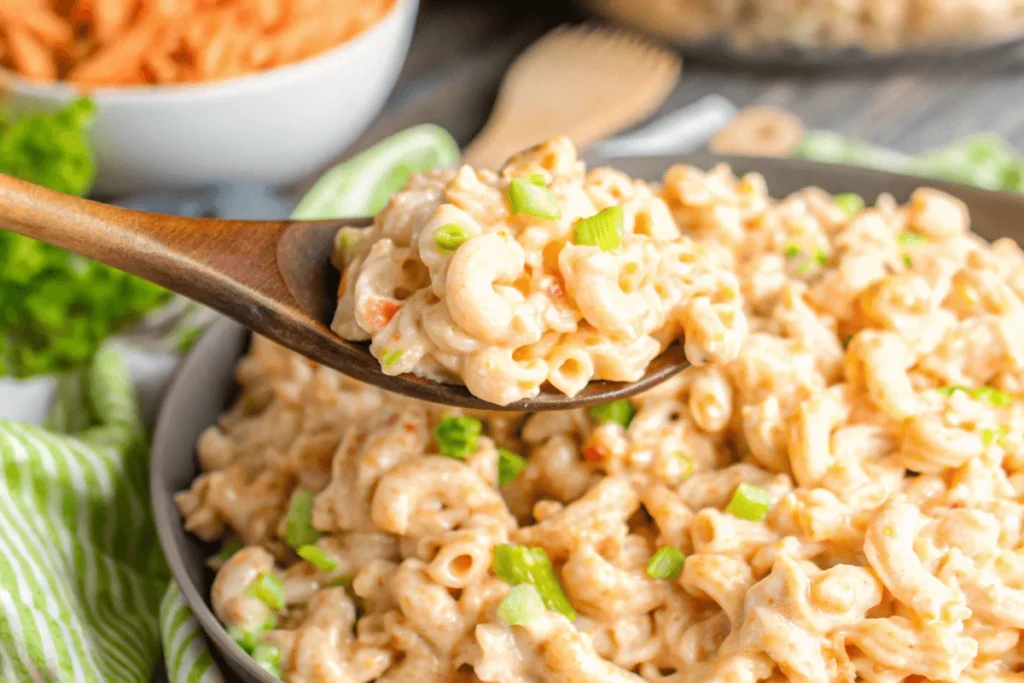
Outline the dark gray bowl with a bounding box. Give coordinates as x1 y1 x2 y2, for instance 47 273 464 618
151 154 1024 682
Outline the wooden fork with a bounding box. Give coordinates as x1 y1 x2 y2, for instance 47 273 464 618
463 24 682 169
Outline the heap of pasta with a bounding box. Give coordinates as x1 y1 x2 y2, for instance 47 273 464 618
180 151 1024 682
4 0 395 85
331 137 749 405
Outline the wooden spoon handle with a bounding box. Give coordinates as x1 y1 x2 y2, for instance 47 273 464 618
0 172 303 333
462 115 543 170
462 125 515 170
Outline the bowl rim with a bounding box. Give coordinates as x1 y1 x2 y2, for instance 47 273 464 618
152 153 1024 682
150 319 278 683
2 0 416 103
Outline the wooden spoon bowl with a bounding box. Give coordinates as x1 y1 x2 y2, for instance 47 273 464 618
0 173 688 410
463 23 681 169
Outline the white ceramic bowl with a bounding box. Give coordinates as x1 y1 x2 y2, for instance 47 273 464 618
4 0 418 197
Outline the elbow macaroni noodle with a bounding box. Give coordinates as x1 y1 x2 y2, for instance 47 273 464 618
330 137 748 405
180 146 1024 681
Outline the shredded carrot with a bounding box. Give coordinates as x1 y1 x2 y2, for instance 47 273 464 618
0 0 396 86
93 0 136 42
7 24 57 81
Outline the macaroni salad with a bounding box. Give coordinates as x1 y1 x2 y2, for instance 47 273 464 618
330 137 747 405
179 160 1024 682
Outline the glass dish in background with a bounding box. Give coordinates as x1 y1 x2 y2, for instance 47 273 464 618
580 0 1024 65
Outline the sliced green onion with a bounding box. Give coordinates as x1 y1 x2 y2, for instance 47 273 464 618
795 248 828 275
588 399 636 428
285 490 320 549
903 255 913 268
246 573 285 611
573 206 624 251
937 386 1011 406
833 193 865 216
982 426 1008 446
497 583 546 626
381 349 405 368
252 643 282 678
493 544 575 620
784 244 801 259
646 546 686 580
498 447 528 486
335 228 363 267
726 483 772 522
434 223 470 251
327 575 352 588
298 545 338 572
434 415 483 459
674 452 693 479
228 616 275 654
213 538 244 564
508 178 561 219
228 626 260 653
526 173 547 186
337 228 361 249
972 386 1012 406
898 231 928 247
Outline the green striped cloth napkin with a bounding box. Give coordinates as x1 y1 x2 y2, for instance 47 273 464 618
0 347 223 683
0 347 220 682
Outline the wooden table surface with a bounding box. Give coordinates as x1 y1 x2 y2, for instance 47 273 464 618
156 2 1024 680
346 0 1024 163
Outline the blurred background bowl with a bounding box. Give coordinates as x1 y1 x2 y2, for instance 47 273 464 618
2 0 418 197
579 0 1024 67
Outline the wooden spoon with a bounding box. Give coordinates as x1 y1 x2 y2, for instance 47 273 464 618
0 173 688 411
462 24 682 169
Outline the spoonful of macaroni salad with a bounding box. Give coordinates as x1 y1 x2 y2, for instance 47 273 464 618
0 136 738 411
331 137 749 406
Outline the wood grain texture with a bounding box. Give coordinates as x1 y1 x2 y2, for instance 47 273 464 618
315 0 1024 189
461 24 681 168
0 172 318 342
